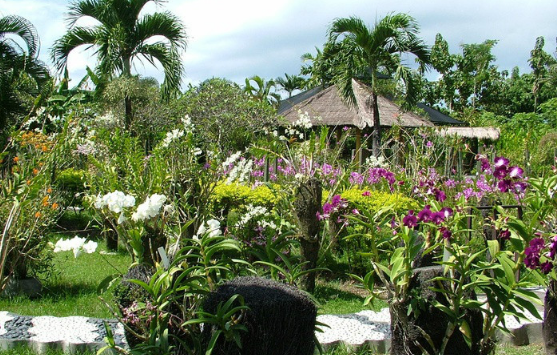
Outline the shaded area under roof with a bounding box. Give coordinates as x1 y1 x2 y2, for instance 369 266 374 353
278 80 433 129
417 103 465 126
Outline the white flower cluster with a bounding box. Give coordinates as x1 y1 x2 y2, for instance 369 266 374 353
236 204 268 227
195 219 221 239
97 111 117 124
161 129 184 148
294 110 313 129
227 158 253 184
365 155 389 168
54 236 98 258
94 191 135 213
73 139 97 156
182 115 195 134
222 151 242 169
132 194 167 222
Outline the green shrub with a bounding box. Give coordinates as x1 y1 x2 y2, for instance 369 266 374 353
327 188 418 216
55 168 88 206
210 182 280 213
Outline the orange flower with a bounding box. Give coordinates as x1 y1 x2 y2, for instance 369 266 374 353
42 195 50 206
39 162 44 167
27 180 31 185
34 212 41 218
47 188 52 194
33 168 39 175
13 157 19 163
42 145 48 152
51 203 59 210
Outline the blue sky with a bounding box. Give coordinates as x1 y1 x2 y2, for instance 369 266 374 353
1 0 555 90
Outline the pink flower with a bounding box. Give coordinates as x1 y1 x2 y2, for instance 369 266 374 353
440 227 452 240
417 205 433 222
403 211 418 228
494 156 510 168
508 166 524 179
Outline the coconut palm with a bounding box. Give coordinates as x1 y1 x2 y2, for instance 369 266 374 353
51 0 187 130
328 14 430 156
275 73 306 98
244 75 280 107
0 15 50 134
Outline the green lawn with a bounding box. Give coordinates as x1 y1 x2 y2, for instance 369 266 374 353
0 238 546 355
0 239 131 318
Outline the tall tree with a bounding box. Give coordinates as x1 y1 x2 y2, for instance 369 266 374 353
430 33 458 111
0 15 50 135
457 40 498 110
275 73 306 98
529 36 556 111
328 14 429 156
51 0 187 130
244 75 280 107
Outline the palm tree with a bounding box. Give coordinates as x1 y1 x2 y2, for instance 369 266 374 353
275 73 306 98
328 14 430 156
0 15 50 134
51 0 187 130
244 75 280 107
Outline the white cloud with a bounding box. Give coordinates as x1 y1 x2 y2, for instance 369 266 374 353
1 0 556 89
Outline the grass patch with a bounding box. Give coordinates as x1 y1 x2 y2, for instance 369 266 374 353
319 343 545 355
0 238 131 318
314 280 387 315
0 346 94 355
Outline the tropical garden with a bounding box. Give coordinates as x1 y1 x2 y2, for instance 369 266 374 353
1 0 557 354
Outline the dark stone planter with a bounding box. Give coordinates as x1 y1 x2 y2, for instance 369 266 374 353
203 277 317 355
2 277 42 298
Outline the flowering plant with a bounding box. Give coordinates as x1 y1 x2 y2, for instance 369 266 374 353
347 156 541 354
93 190 171 265
54 236 98 258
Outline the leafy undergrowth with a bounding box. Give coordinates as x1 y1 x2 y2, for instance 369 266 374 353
0 237 131 318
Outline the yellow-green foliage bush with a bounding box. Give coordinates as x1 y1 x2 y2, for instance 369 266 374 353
210 181 279 212
327 188 418 216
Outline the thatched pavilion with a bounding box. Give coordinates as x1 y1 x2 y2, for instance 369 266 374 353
277 79 433 162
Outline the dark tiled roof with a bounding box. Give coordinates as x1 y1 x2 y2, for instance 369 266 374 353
416 103 465 126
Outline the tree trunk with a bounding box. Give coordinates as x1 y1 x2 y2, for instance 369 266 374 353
370 92 381 157
544 279 557 354
104 220 118 252
293 178 322 293
125 95 133 131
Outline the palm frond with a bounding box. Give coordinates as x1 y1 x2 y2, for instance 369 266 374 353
0 15 40 58
134 11 187 50
136 42 184 99
51 26 100 73
66 0 102 27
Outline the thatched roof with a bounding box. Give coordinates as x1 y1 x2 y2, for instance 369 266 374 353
435 127 500 140
278 80 433 129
